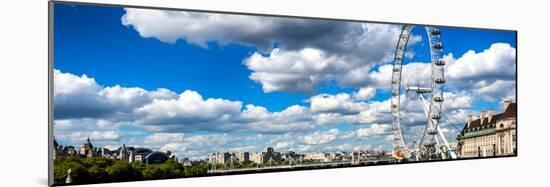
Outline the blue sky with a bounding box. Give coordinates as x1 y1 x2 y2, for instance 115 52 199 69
53 3 516 160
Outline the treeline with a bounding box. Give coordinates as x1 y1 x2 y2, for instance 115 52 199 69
53 156 208 185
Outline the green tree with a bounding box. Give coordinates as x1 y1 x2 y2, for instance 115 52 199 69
106 160 138 181
158 160 185 178
88 165 108 182
54 156 210 185
142 164 162 179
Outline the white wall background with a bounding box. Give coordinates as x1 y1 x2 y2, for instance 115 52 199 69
0 0 548 186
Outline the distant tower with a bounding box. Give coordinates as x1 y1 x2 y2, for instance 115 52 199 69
129 151 135 163
81 136 94 157
120 144 127 160
351 150 355 165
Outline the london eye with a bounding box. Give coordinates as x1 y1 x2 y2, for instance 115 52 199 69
390 25 456 161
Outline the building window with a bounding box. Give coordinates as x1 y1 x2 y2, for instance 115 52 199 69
500 123 504 128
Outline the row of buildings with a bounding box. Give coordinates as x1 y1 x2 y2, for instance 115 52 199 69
208 147 388 165
53 138 176 164
457 100 517 158
209 147 289 165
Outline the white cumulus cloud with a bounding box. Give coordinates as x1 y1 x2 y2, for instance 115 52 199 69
54 69 178 119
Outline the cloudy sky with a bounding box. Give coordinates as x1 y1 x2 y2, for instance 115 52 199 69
53 3 516 160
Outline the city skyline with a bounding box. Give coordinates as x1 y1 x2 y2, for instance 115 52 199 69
53 136 387 162
53 3 517 161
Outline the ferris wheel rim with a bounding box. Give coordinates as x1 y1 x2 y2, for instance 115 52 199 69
390 25 446 159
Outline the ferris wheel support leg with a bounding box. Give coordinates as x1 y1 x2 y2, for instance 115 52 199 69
419 94 430 116
436 125 457 159
433 136 446 159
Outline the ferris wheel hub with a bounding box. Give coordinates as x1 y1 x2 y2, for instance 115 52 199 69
406 86 432 93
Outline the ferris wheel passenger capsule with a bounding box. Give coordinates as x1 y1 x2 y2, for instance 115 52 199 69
433 42 443 49
427 128 438 135
435 59 445 66
431 28 441 35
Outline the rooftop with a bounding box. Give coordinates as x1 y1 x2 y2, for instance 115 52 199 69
463 102 516 131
